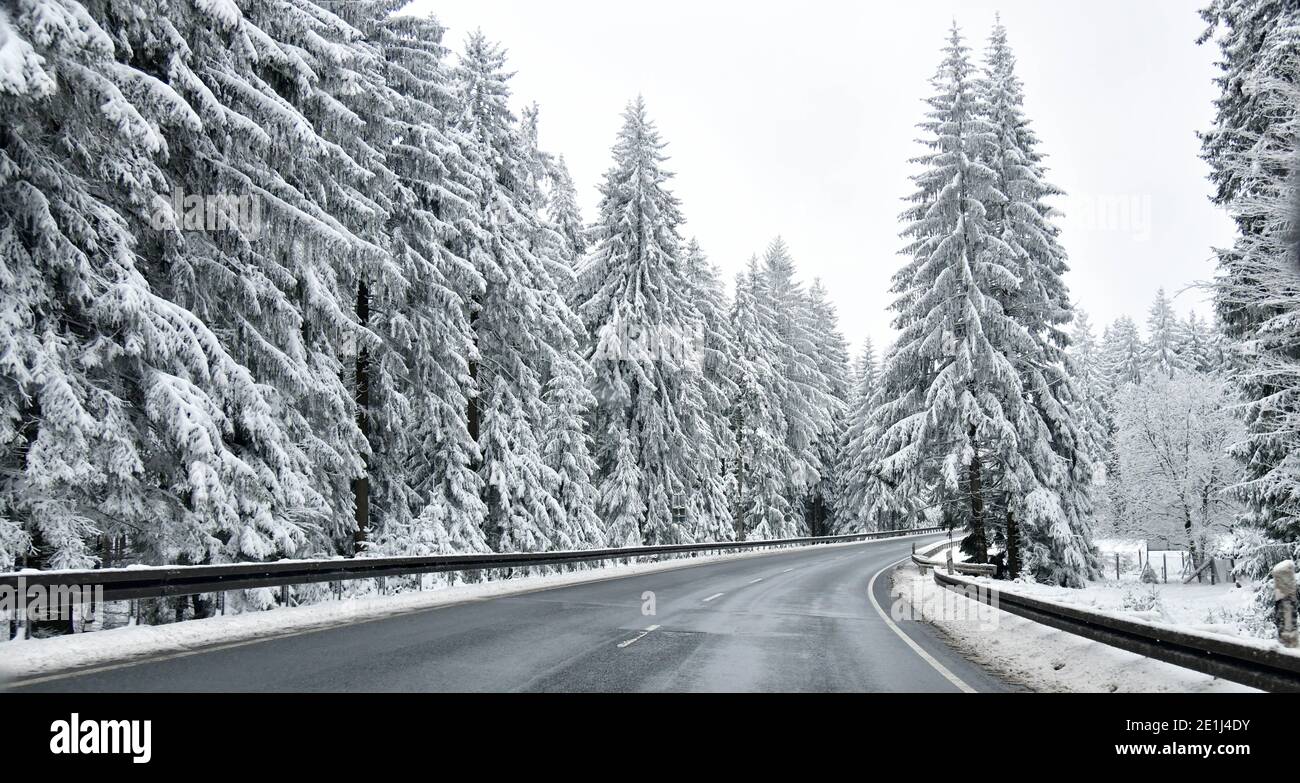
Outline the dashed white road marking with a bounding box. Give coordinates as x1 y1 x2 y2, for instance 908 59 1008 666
748 578 764 584
702 592 725 603
866 556 976 693
617 624 661 648
781 568 794 573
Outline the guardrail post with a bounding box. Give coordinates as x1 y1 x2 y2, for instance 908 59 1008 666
1273 560 1298 648
946 548 953 575
1162 553 1167 584
1115 553 1121 582
280 585 289 607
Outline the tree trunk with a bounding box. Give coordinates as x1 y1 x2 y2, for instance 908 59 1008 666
467 304 480 444
966 426 988 564
352 279 370 555
1006 508 1020 577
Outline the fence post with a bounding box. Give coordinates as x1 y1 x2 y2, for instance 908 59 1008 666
1162 553 1167 584
1273 560 1298 648
1115 553 1121 582
946 548 954 575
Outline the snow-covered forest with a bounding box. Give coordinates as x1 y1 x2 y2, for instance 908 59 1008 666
0 0 1296 614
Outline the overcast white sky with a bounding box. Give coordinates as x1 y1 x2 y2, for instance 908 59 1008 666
406 0 1235 353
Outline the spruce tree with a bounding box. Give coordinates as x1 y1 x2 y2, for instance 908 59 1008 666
1144 288 1188 376
1102 317 1145 390
577 97 711 545
729 262 791 539
758 238 833 535
806 280 852 535
1200 0 1300 568
979 19 1099 582
873 23 1022 566
454 33 581 552
837 339 896 532
684 240 739 542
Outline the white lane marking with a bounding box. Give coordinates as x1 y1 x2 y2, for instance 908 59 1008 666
702 592 725 603
748 578 764 584
616 624 661 649
781 568 794 573
867 556 976 694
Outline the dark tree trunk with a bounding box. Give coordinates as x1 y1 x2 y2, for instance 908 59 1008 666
965 426 988 564
352 279 370 555
467 305 480 444
1006 509 1020 577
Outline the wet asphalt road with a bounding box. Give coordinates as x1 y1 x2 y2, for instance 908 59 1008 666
7 534 1012 692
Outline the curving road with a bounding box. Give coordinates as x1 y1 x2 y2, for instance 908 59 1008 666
8 534 1013 692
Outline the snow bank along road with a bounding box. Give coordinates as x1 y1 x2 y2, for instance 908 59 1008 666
5 535 1012 692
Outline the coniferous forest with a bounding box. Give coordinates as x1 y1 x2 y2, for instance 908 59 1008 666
1 0 1297 629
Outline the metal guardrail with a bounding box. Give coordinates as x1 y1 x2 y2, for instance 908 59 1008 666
910 542 998 577
932 569 1300 693
0 527 947 604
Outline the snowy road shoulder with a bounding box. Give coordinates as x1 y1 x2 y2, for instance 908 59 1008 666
891 561 1260 693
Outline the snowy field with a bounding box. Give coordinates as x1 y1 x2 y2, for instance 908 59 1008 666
991 577 1265 640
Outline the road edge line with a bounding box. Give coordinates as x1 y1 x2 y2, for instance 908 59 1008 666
867 556 977 694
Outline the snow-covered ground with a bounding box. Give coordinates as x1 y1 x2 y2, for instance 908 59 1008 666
892 548 1262 693
0 538 899 686
992 576 1266 640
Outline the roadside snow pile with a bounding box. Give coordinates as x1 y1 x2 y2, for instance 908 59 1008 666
893 558 1260 693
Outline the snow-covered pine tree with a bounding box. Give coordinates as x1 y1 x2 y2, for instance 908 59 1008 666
454 32 580 553
978 18 1098 582
684 240 739 542
1200 0 1300 572
600 430 644 548
1102 316 1145 390
547 154 588 269
805 280 852 535
837 338 903 532
540 351 604 550
0 0 224 569
509 107 604 552
729 262 791 540
577 96 711 545
1098 315 1152 535
0 0 401 574
757 238 834 536
1144 287 1188 376
360 8 489 555
1179 312 1219 374
872 23 1025 566
1068 311 1113 477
